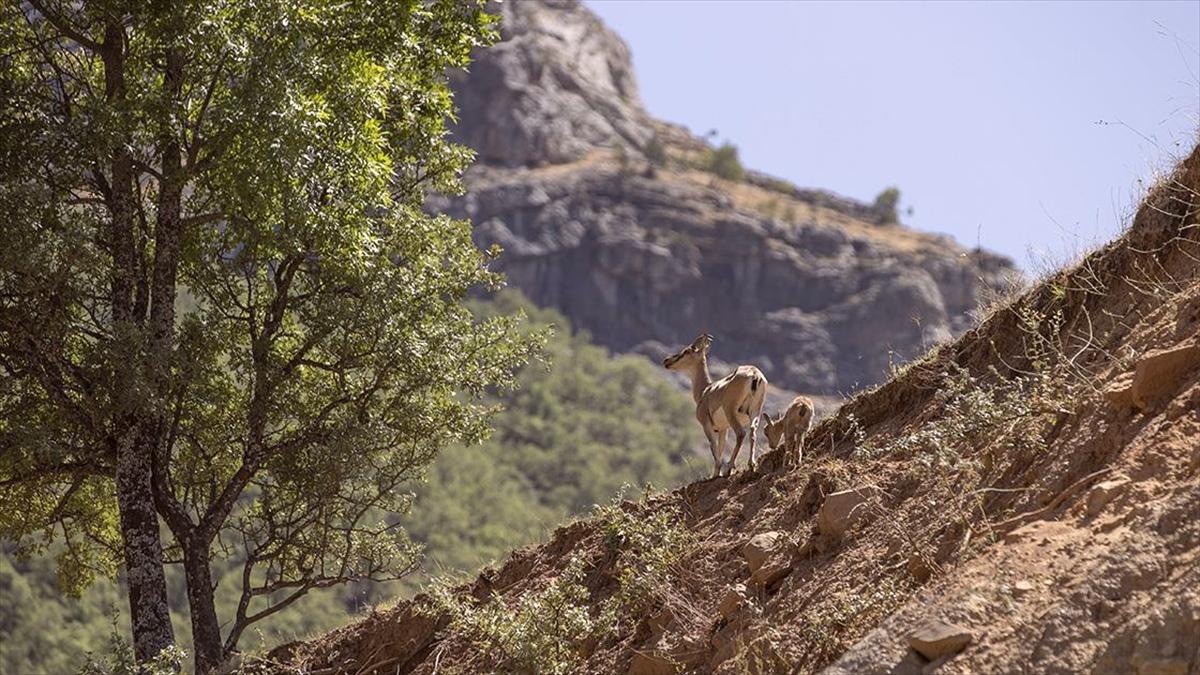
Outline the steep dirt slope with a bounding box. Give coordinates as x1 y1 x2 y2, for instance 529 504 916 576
271 143 1199 674
437 0 1018 396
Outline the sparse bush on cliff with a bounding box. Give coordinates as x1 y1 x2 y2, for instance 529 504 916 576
873 186 902 223
427 488 694 674
429 556 604 675
703 142 746 181
595 492 696 613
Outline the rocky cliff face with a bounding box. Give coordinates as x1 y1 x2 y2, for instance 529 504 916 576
442 0 1019 395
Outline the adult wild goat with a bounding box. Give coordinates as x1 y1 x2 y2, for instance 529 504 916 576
663 334 768 477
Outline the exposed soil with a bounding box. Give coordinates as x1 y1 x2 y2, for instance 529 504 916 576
268 144 1200 675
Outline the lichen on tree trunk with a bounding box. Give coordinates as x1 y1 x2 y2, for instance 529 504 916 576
115 425 176 662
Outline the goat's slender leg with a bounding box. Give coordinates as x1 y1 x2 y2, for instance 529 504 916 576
724 407 747 475
748 413 760 471
714 429 730 477
702 423 721 478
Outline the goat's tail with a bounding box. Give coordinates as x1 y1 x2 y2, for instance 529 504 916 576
748 373 768 433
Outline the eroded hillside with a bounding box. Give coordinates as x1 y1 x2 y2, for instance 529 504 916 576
269 143 1199 674
434 0 1019 397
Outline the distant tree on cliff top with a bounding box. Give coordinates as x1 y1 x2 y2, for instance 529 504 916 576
873 186 902 223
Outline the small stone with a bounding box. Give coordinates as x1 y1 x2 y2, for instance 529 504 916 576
1086 477 1131 517
818 487 881 538
1012 580 1035 598
674 635 707 667
1131 342 1200 409
749 559 792 589
718 584 747 620
907 554 932 582
710 618 746 665
742 532 786 573
909 620 973 660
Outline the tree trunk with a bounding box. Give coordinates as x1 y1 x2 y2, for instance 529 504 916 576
103 18 177 662
115 424 177 662
184 544 224 673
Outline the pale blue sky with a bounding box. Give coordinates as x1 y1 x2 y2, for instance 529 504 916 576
588 0 1200 268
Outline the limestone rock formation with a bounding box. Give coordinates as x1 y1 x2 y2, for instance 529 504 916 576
450 0 654 167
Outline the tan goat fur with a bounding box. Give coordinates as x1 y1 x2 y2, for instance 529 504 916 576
663 334 768 477
762 395 814 465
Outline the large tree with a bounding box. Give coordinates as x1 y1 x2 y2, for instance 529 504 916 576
0 0 539 670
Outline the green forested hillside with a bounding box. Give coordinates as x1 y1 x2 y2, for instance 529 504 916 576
0 291 702 674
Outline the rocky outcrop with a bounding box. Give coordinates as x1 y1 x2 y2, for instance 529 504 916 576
450 0 655 167
441 0 1020 395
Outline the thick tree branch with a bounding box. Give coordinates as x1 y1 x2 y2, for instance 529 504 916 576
26 0 103 52
0 460 106 488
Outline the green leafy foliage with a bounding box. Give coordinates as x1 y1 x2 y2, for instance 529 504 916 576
79 620 187 675
860 364 1061 469
0 0 544 666
594 492 695 613
860 302 1074 470
0 292 702 672
403 292 702 574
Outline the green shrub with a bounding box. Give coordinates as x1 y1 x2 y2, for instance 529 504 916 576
429 556 608 675
594 492 695 612
79 620 186 675
703 143 745 181
872 187 901 223
426 488 695 673
859 365 1063 469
